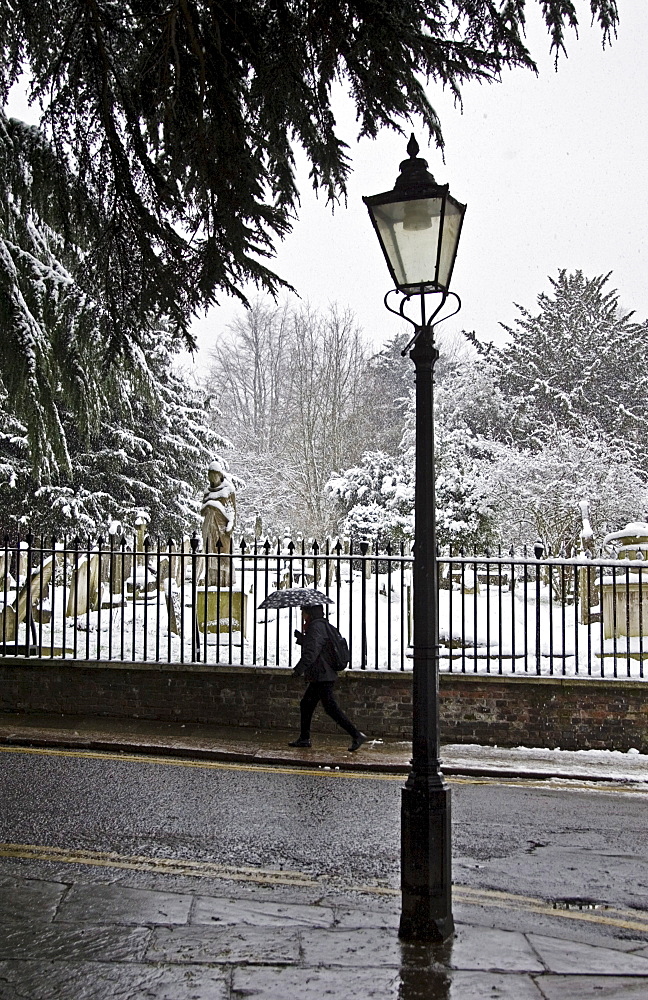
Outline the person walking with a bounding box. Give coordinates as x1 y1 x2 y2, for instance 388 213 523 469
289 604 367 752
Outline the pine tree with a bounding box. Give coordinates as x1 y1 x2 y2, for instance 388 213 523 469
490 271 648 460
0 112 102 477
0 2 618 352
326 451 415 547
0 325 229 537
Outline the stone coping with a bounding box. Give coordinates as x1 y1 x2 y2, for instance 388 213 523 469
1 656 647 690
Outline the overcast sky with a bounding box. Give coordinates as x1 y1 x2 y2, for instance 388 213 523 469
8 5 648 360
191 3 648 358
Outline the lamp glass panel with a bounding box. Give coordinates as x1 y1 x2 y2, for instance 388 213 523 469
371 197 444 291
438 199 463 287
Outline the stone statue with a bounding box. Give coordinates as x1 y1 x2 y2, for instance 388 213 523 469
201 460 236 586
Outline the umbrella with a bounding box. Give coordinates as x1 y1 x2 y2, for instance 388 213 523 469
258 587 334 610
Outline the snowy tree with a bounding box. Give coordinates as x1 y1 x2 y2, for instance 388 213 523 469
0 326 229 538
479 429 648 552
326 334 498 550
326 451 414 547
358 335 414 457
0 112 104 476
430 337 648 552
404 365 499 551
0 4 618 351
434 351 517 446
207 300 369 538
486 271 648 458
422 272 648 550
0 110 230 534
289 305 368 528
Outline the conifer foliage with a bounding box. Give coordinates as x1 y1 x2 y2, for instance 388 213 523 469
0 112 100 478
0 111 226 536
328 270 648 551
490 271 648 456
0 325 228 536
0 2 618 351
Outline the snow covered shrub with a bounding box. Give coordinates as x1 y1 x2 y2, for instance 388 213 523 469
326 451 414 547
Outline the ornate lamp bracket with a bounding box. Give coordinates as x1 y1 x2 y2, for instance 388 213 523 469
383 288 462 356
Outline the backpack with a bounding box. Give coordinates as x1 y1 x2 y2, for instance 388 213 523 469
324 620 350 672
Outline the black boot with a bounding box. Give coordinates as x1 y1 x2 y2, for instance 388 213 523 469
348 732 367 752
288 737 312 748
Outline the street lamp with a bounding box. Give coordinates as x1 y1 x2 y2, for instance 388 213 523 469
364 135 466 942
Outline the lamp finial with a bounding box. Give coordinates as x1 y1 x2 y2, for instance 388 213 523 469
407 134 419 159
395 137 436 193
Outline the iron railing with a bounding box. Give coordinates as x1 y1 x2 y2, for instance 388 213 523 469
0 532 646 678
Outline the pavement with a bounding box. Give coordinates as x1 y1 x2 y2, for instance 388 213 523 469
2 711 648 783
2 711 648 997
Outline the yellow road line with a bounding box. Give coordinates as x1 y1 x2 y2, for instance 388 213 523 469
0 842 320 887
1 743 646 793
0 744 400 779
452 888 648 935
2 840 648 934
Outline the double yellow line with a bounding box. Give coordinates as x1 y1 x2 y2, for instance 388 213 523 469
0 842 320 887
2 840 648 935
3 743 648 934
2 744 647 793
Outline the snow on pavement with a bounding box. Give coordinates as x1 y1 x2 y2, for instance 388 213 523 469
440 744 648 783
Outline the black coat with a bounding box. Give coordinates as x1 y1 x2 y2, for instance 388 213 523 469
294 618 338 683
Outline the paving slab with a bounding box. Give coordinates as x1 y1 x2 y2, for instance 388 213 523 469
300 927 404 968
528 933 648 975
231 964 402 999
451 896 648 951
192 893 335 927
0 960 228 1000
56 883 193 925
146 924 301 964
440 971 545 999
537 976 648 999
231 966 549 999
0 924 151 962
0 878 66 922
447 924 545 973
334 904 401 929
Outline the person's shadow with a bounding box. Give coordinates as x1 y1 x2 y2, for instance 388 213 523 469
398 939 453 1000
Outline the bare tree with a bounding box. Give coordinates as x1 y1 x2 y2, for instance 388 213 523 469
207 300 369 537
208 300 294 454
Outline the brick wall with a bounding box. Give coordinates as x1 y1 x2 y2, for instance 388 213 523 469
0 658 647 751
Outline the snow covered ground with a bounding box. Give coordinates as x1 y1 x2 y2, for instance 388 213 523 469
16 562 648 679
438 582 648 680
440 744 648 785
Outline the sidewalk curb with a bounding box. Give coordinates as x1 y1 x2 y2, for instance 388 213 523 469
1 733 643 783
0 734 408 773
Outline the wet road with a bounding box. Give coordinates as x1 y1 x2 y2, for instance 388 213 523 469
1 746 647 910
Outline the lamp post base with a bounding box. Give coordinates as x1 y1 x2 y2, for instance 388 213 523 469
399 774 454 942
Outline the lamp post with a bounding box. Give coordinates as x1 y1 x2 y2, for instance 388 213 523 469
364 135 466 942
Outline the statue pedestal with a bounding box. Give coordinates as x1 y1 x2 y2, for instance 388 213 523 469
196 588 248 635
601 576 648 639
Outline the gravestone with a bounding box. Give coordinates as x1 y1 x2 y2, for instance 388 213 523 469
66 553 100 617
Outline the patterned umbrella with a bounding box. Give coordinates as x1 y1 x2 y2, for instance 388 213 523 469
258 587 334 610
